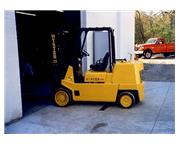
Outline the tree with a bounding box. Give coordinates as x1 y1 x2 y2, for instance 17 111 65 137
135 10 175 44
135 11 146 43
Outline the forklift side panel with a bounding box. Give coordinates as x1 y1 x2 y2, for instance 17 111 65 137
61 80 118 102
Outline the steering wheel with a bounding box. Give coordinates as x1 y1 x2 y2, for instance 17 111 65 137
81 49 89 57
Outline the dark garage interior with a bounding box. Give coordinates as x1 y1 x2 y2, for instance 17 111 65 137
15 10 81 115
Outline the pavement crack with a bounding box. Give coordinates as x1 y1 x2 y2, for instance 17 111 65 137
150 84 171 133
90 122 108 133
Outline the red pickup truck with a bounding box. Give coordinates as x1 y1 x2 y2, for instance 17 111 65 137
135 38 175 59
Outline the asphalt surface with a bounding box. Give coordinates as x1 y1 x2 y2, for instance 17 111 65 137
142 64 175 82
5 81 175 134
138 54 175 82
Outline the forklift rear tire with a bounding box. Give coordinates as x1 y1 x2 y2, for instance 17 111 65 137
55 88 72 107
117 91 135 109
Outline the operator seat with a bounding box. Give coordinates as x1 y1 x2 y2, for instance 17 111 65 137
90 52 110 71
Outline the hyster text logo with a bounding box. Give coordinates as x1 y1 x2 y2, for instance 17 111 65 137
51 34 57 64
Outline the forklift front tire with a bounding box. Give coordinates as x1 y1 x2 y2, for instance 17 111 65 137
55 88 71 107
117 91 135 109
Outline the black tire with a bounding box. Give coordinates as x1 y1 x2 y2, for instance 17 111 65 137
143 50 152 59
117 91 135 109
54 88 72 107
164 53 170 58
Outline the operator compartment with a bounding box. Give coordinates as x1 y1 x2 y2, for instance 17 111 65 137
84 71 111 83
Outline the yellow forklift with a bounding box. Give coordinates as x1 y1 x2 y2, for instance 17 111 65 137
52 27 144 108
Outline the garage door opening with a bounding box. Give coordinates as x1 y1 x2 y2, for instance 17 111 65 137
15 10 81 115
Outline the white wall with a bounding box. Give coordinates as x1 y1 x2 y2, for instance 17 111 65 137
117 12 135 60
5 11 22 123
81 11 135 70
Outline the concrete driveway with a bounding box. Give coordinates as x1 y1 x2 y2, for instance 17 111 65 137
5 81 175 134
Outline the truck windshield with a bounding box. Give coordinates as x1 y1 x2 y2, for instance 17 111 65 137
145 38 157 44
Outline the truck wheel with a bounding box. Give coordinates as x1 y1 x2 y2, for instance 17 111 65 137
54 88 71 107
164 53 169 58
117 92 135 109
144 50 152 59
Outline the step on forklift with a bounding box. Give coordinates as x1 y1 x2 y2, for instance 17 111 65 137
51 27 144 108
